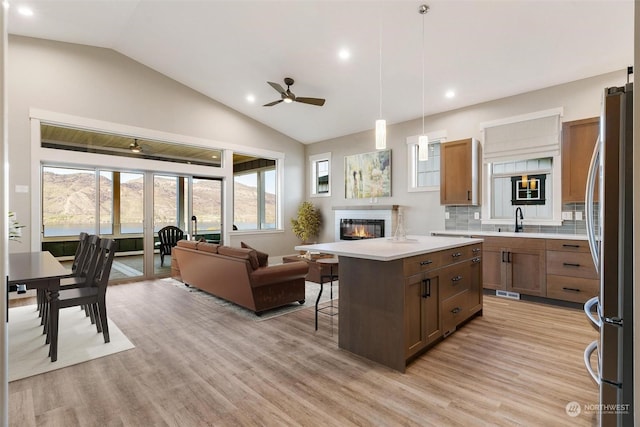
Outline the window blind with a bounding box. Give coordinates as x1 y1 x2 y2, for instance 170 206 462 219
482 112 561 163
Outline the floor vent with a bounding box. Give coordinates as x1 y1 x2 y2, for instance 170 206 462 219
496 290 520 300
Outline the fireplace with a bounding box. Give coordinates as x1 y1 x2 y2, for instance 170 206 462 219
333 205 398 241
340 219 385 240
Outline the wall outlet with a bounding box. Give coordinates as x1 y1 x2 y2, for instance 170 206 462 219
575 211 583 221
445 211 450 220
561 211 573 220
474 212 480 220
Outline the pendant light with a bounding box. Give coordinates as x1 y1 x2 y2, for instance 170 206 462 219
375 10 386 150
418 4 430 161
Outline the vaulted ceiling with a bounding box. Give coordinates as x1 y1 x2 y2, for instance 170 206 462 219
7 0 634 144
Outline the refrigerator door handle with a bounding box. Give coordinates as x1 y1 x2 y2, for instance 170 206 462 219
585 135 601 273
584 340 601 385
584 296 602 329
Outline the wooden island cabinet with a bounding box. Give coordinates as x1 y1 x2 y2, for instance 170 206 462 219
296 236 483 372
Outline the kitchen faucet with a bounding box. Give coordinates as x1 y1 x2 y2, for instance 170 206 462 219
515 207 524 232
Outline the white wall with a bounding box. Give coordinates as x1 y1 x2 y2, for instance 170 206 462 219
7 35 307 257
306 70 628 244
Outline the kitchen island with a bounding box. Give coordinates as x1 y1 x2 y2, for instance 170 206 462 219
296 235 483 372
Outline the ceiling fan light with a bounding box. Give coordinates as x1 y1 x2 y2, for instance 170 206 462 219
283 97 293 103
375 119 386 150
418 135 429 161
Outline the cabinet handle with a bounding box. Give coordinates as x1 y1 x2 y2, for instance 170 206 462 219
467 190 471 201
508 252 512 263
451 252 462 258
563 262 581 268
422 278 431 298
472 257 481 264
472 247 481 253
420 260 433 266
562 287 582 293
451 275 463 283
501 251 506 263
451 307 461 314
562 244 581 249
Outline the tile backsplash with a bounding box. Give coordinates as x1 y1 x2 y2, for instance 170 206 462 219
444 203 595 235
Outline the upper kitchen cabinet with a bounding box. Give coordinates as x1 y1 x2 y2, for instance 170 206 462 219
440 138 481 205
561 117 599 203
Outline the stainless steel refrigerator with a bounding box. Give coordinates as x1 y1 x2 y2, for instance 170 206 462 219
584 82 634 426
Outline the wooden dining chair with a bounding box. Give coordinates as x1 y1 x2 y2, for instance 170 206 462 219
158 225 184 266
46 238 117 350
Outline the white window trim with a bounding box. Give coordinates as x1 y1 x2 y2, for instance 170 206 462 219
481 159 563 227
406 129 447 193
29 108 287 249
480 109 564 227
309 152 331 197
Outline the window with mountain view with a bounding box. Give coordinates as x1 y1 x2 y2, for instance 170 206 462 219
233 165 276 230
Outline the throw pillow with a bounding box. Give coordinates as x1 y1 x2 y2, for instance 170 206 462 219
240 242 269 267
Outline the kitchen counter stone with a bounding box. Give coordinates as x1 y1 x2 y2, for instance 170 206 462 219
431 230 588 240
295 235 483 262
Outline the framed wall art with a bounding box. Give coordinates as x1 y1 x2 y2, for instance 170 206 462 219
344 149 391 199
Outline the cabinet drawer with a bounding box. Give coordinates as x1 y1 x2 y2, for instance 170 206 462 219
439 244 476 264
477 236 545 251
546 275 599 303
546 239 590 253
546 250 598 279
439 262 471 301
442 290 469 335
404 252 443 276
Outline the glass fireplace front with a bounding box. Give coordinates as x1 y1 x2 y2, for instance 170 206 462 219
340 219 385 240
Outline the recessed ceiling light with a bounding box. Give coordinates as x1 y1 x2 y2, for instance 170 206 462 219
338 48 351 61
445 90 455 99
246 94 255 103
17 5 34 16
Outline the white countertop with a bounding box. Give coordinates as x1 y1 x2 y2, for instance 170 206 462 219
430 230 588 240
295 235 483 262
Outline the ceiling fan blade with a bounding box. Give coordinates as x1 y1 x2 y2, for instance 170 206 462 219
295 97 326 106
263 99 284 107
267 81 286 95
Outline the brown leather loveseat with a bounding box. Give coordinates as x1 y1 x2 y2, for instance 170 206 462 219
172 240 309 313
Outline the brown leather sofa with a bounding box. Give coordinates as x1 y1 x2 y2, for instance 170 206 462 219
172 240 309 313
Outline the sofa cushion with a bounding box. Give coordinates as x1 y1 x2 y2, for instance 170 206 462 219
176 240 198 250
240 242 269 267
197 242 219 254
217 246 259 270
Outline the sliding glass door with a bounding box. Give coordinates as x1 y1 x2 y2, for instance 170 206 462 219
43 167 224 280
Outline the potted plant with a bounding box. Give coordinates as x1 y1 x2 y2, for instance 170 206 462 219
291 201 321 245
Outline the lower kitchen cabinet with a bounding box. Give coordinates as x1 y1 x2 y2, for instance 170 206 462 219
477 235 598 303
545 239 598 303
403 243 482 361
478 236 546 297
404 272 440 359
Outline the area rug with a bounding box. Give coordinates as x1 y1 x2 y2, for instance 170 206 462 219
164 277 339 321
8 305 135 382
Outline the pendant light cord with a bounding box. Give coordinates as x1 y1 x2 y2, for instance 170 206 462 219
421 9 425 135
379 11 383 119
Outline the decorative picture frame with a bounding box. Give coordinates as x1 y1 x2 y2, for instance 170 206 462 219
344 149 391 199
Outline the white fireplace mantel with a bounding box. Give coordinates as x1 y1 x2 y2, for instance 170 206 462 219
333 205 398 241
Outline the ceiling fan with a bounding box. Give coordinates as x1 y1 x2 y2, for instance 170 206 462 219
263 77 326 107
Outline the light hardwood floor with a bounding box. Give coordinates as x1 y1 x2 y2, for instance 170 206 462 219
9 280 598 426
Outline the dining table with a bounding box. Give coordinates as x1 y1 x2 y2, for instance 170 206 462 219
7 251 71 362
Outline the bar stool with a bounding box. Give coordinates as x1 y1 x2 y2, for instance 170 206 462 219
315 258 339 331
